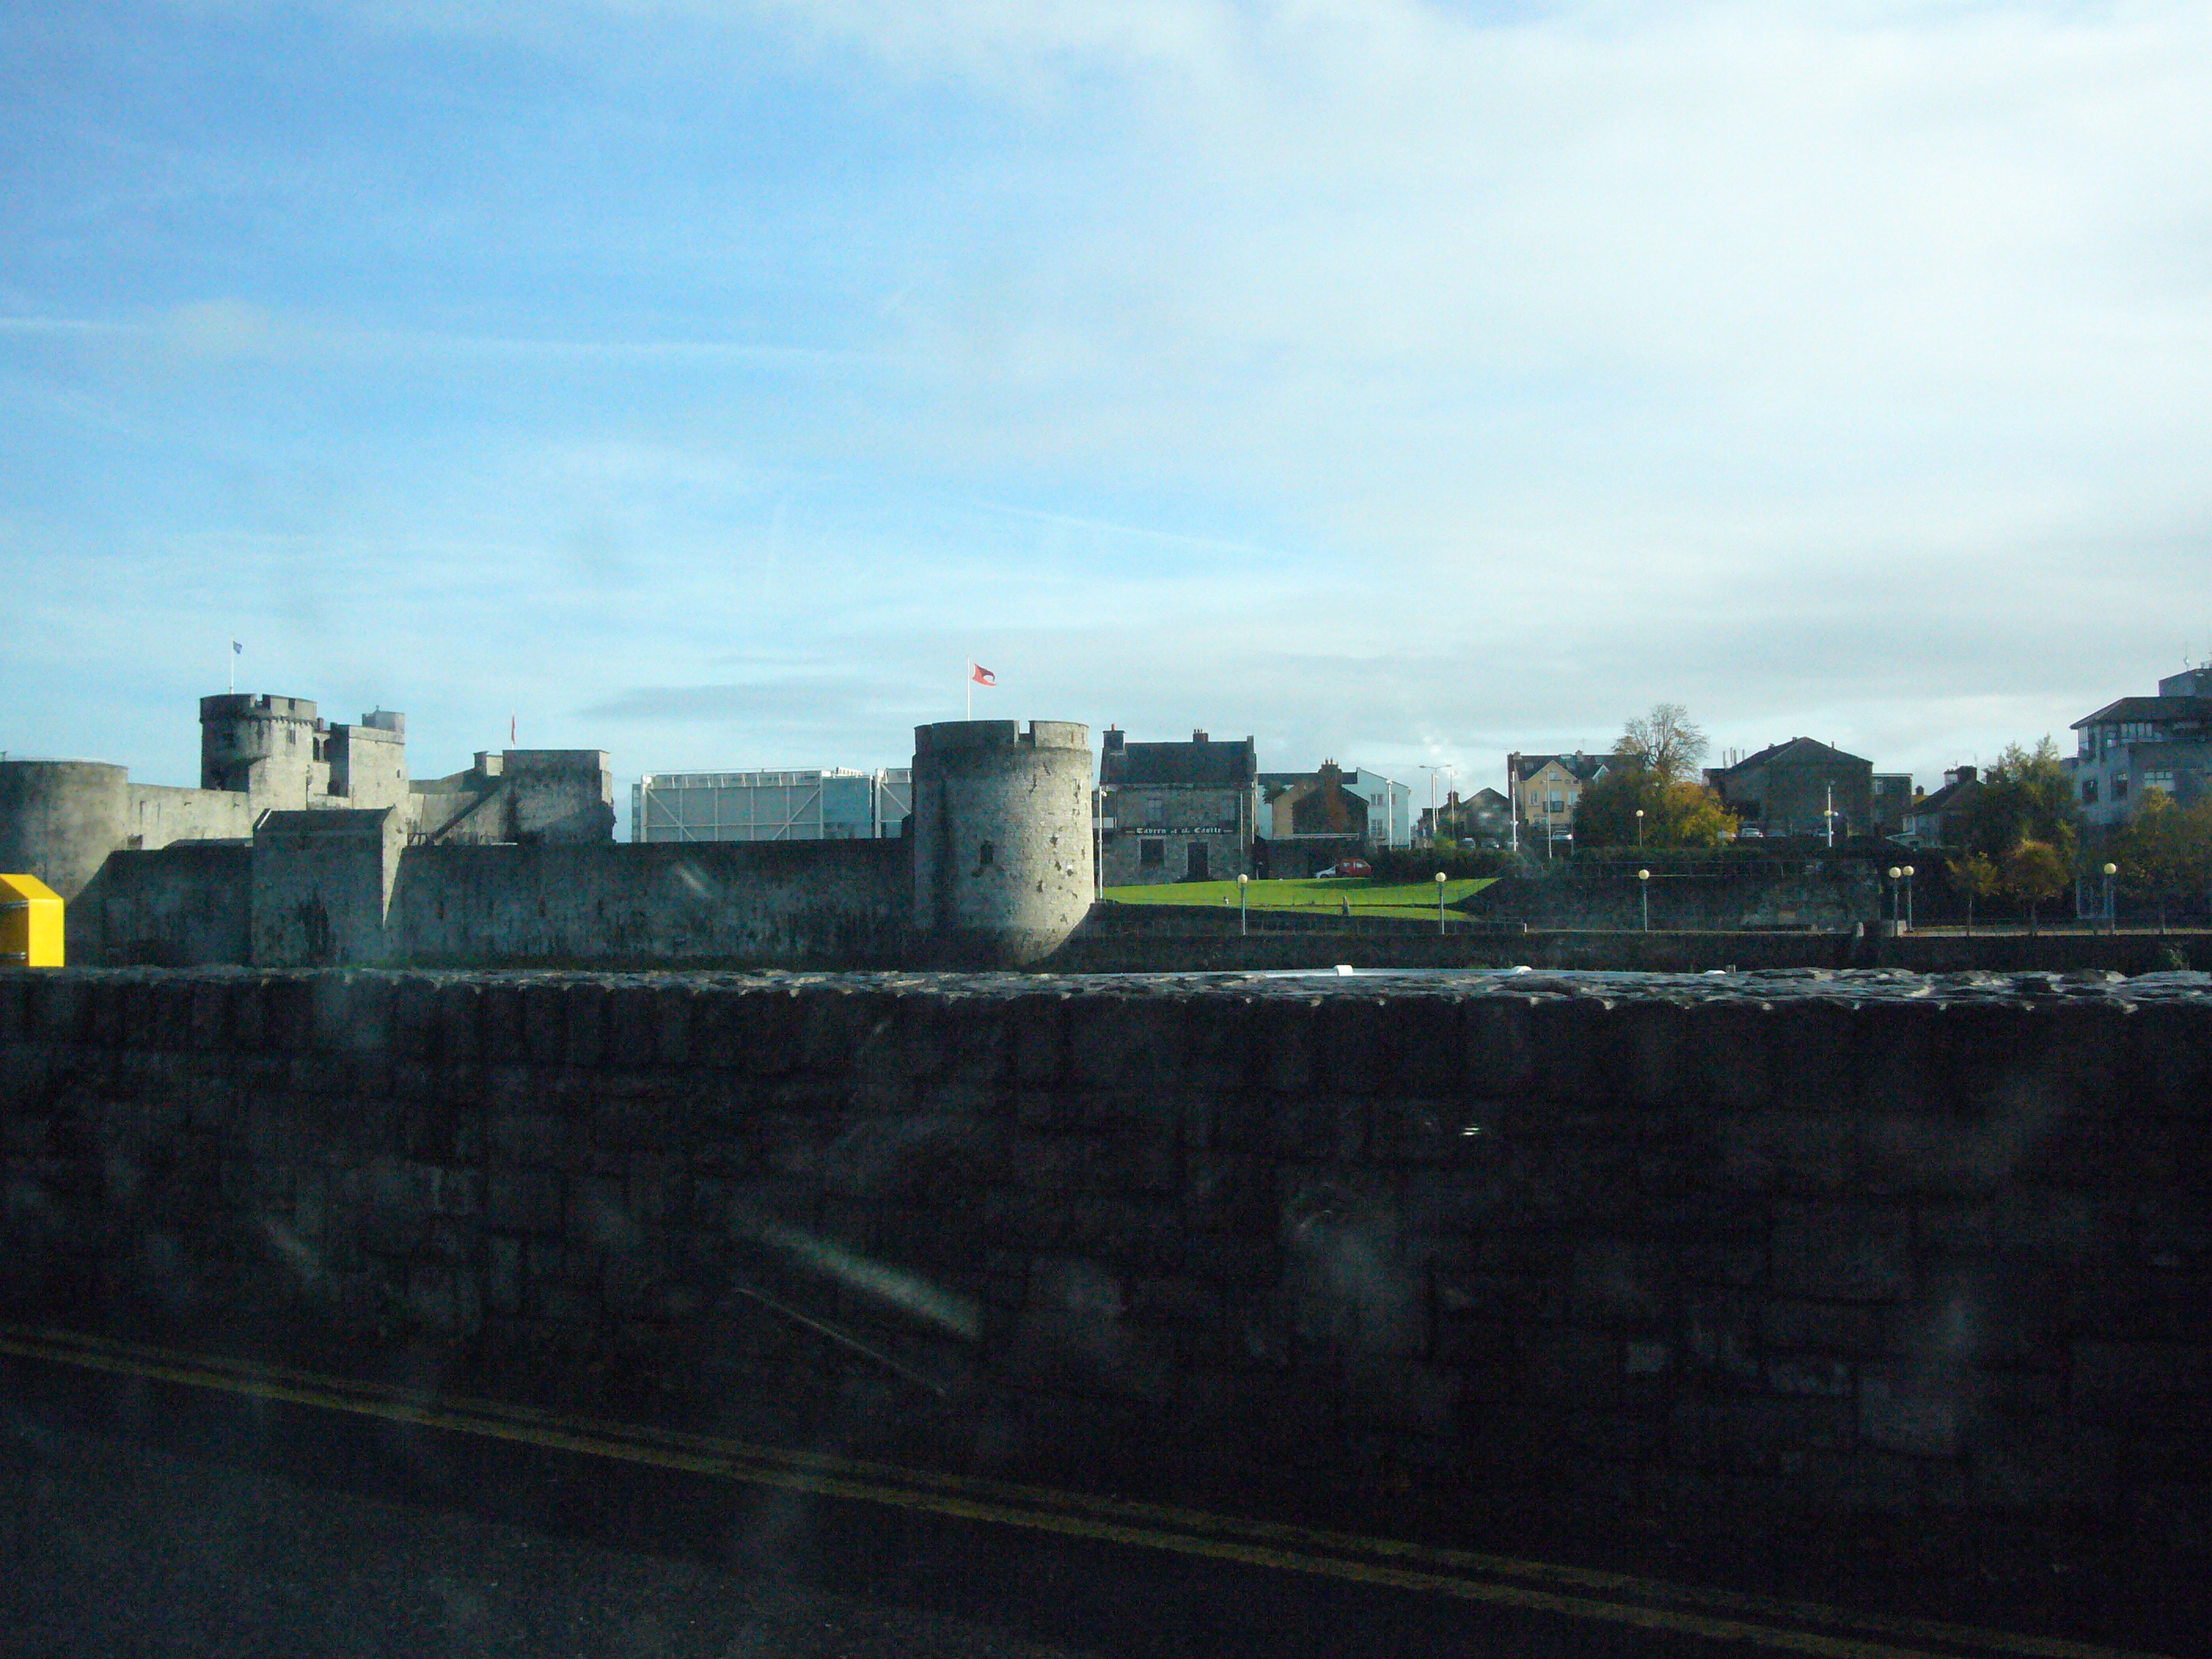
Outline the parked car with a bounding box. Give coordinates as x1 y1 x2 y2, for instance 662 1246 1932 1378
1315 858 1372 878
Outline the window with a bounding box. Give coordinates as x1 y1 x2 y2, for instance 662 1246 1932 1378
1185 842 1209 880
2114 775 2129 800
2082 778 2099 804
2145 771 2175 793
1139 839 1164 866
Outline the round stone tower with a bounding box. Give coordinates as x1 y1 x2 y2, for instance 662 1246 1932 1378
0 760 129 901
911 720 1094 966
200 693 325 808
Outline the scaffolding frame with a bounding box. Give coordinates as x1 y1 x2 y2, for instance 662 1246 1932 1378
632 769 910 844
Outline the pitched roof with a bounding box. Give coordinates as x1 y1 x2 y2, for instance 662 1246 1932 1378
2071 696 2212 729
1102 736 1257 788
1708 736 1870 778
1906 775 1980 819
1512 752 1613 783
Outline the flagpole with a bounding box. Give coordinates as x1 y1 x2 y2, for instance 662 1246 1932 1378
965 658 972 722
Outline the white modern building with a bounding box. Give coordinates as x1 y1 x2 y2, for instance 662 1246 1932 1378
1343 769 1415 848
632 768 913 843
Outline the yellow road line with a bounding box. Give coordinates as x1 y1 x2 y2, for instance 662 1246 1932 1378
0 1324 2171 1659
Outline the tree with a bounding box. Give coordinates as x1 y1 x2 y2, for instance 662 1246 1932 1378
1661 782 1740 849
1613 702 1709 785
1962 738 2078 866
1575 764 1738 850
2108 789 2212 932
1947 852 1999 935
1999 838 2070 935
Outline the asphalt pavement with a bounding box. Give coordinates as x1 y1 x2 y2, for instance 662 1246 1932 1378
0 1329 2197 1659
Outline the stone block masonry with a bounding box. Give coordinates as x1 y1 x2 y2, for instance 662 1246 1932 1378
2 964 2209 1547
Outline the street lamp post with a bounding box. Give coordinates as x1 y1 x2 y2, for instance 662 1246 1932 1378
1635 807 1645 849
2103 862 2117 935
1886 865 1902 933
1419 765 1452 844
1435 870 1448 936
1637 866 1650 932
1237 872 1249 937
1903 865 1915 932
1366 771 1407 848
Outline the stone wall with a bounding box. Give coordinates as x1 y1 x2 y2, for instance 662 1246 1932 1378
2 966 2207 1546
126 783 255 852
385 840 912 968
250 808 407 968
68 836 914 969
1046 924 2211 975
1466 867 1882 932
90 844 253 966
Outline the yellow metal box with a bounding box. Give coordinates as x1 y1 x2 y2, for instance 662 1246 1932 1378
0 873 64 967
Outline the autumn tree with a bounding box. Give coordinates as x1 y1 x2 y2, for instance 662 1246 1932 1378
1946 852 2000 935
1962 738 2078 866
2108 789 2212 932
1575 765 1738 850
1613 702 1709 784
1999 838 2071 935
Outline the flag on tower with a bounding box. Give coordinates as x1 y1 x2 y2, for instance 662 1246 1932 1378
965 658 998 719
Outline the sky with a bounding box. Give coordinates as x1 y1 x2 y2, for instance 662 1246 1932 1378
5 0 2212 830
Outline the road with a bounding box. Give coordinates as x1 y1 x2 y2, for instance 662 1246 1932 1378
0 1326 2195 1659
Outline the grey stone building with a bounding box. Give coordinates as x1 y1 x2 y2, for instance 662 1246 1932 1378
1097 727 1258 886
1705 738 1874 840
0 690 615 961
2069 665 2212 828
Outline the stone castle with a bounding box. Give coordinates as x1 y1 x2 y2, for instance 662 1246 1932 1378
0 694 1093 970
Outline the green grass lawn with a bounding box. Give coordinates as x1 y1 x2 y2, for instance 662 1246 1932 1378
1101 875 1495 921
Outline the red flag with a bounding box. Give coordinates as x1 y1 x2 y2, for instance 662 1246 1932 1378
971 663 996 686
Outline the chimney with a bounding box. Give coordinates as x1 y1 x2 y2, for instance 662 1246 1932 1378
1192 729 1208 743
1103 728 1125 754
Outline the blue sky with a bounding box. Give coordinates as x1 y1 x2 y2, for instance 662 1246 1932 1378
7 0 2212 825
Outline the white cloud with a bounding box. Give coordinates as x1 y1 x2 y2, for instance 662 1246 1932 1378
13 0 2212 796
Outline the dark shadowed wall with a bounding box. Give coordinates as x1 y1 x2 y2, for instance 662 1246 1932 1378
2 966 2207 1547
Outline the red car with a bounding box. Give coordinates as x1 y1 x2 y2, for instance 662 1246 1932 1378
1315 858 1372 878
